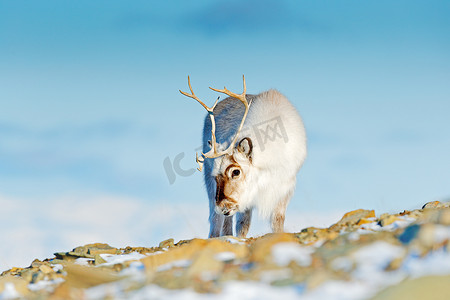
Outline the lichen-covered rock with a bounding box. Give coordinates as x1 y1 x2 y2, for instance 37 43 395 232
1 201 449 299
329 209 376 231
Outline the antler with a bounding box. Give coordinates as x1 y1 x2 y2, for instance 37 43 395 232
208 75 249 155
180 75 250 171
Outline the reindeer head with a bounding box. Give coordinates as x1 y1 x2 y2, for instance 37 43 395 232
212 137 253 216
180 76 253 216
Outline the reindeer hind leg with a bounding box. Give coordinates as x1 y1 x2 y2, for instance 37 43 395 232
271 191 292 233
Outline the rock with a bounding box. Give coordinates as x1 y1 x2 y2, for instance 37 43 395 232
64 263 120 289
398 224 421 245
330 209 376 230
53 252 79 262
306 270 333 290
378 215 400 227
295 227 339 245
141 238 248 272
416 223 437 249
31 259 44 268
2 202 449 299
423 208 450 225
31 270 45 283
0 275 29 297
371 275 450 300
159 238 175 249
18 268 36 283
94 254 107 266
385 256 404 271
249 233 297 265
70 243 117 258
49 282 84 300
39 264 54 274
186 248 224 279
422 201 442 209
439 209 450 225
356 218 375 226
121 246 158 255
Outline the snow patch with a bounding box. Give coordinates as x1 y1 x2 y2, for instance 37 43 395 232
272 242 313 267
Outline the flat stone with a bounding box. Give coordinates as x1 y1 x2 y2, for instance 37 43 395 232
71 243 117 258
39 264 54 274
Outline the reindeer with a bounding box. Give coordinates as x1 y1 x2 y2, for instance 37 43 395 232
180 76 307 238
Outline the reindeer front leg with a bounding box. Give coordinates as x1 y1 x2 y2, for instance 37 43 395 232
207 174 224 238
209 210 224 238
222 216 233 236
236 209 252 238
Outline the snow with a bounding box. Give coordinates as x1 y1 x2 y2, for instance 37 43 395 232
431 225 450 244
214 252 236 262
271 242 313 267
403 249 450 278
75 258 93 266
99 252 146 267
116 281 302 300
351 241 405 275
303 280 369 300
156 260 192 272
259 269 293 283
28 278 65 292
0 283 20 300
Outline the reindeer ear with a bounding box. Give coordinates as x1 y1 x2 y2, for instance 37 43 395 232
237 137 253 158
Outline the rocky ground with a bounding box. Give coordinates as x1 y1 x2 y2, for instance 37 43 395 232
1 201 450 300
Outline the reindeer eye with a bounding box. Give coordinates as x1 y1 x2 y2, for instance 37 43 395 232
232 169 241 178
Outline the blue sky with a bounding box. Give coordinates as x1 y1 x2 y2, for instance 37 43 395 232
0 0 449 269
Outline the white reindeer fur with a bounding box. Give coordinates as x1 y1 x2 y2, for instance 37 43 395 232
202 89 307 237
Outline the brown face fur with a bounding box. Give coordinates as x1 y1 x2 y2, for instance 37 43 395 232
214 137 253 216
215 159 244 216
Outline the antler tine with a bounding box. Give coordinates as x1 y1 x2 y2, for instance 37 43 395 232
179 76 214 112
180 75 251 170
209 75 247 103
206 75 250 158
180 76 222 167
196 152 204 172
